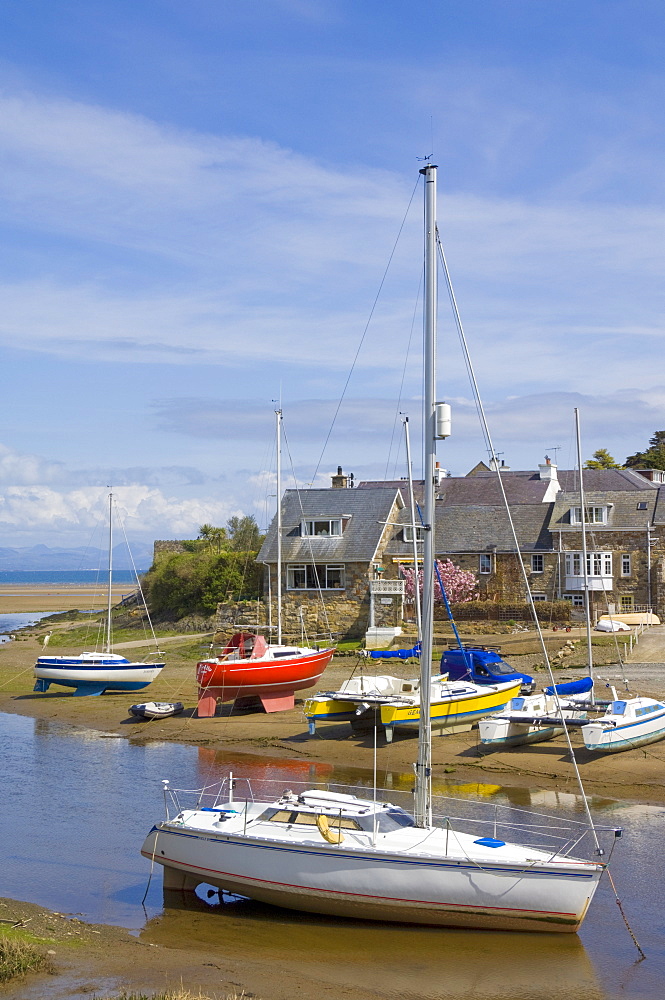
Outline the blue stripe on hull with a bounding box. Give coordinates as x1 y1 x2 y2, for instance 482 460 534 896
34 678 154 695
585 726 665 751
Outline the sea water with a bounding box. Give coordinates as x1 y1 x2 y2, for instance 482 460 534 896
0 570 142 584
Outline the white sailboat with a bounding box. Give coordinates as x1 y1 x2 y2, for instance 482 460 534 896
33 492 165 696
141 163 611 931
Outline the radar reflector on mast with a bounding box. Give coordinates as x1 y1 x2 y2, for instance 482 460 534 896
435 402 451 439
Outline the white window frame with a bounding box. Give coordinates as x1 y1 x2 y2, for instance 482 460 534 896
570 506 608 525
531 593 547 602
402 525 425 543
621 553 631 577
563 593 585 607
301 518 342 537
565 552 612 577
287 564 345 590
531 554 544 573
479 553 492 575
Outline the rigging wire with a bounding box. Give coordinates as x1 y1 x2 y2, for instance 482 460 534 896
311 173 421 487
436 231 646 956
435 232 602 852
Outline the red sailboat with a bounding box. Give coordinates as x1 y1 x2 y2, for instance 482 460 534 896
196 410 336 716
196 631 335 715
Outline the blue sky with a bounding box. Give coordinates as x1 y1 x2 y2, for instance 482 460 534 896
1 0 664 547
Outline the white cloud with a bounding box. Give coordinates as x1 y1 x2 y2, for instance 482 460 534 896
0 444 66 485
0 483 235 542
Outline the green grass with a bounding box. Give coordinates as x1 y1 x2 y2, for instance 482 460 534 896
39 624 200 648
0 934 51 983
335 640 362 652
99 991 254 1000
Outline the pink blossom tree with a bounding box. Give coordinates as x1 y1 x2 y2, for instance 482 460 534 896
399 559 478 605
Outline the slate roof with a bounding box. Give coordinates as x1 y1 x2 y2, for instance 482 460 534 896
356 479 424 505
549 490 659 531
260 466 660 569
379 499 553 557
257 487 402 564
436 504 555 553
652 486 665 526
554 468 656 492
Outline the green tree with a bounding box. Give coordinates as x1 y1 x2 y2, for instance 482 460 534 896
198 523 227 553
584 448 622 469
226 514 263 552
143 549 263 617
625 431 665 470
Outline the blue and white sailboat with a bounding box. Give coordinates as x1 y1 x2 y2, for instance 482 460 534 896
33 493 165 696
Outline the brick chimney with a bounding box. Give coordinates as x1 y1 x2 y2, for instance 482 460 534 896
331 466 353 489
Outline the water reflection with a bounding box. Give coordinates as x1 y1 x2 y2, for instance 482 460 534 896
143 890 603 1000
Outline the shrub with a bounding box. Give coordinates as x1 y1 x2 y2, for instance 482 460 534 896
0 936 50 983
143 550 263 618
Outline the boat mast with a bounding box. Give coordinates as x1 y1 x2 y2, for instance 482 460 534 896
276 407 283 645
105 491 113 654
574 408 594 683
403 416 422 641
414 162 437 828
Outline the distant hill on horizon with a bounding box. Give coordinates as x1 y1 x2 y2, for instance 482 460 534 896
0 542 154 572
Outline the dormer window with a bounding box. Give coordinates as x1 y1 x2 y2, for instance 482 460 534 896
569 506 608 525
301 518 343 537
402 525 425 543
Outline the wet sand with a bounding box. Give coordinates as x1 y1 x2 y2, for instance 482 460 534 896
2 629 665 805
0 584 129 614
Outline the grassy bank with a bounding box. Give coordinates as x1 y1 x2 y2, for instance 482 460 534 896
0 933 52 984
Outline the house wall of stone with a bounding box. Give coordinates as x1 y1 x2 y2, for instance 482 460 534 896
256 559 379 639
556 529 665 612
214 590 370 641
435 551 559 602
153 540 192 559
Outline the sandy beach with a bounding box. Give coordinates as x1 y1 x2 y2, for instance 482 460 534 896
0 583 130 614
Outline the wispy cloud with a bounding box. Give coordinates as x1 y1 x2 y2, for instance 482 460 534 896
0 88 662 398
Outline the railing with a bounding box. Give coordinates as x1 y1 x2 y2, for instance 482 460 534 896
369 579 405 595
160 775 620 859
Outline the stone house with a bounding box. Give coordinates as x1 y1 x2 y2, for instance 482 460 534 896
257 459 665 638
361 460 665 619
257 475 405 640
548 467 662 617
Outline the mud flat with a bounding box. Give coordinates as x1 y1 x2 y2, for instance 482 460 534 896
2 633 665 805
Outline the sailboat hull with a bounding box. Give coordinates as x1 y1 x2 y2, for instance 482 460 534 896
33 659 164 694
142 824 601 932
381 680 522 739
196 646 335 714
